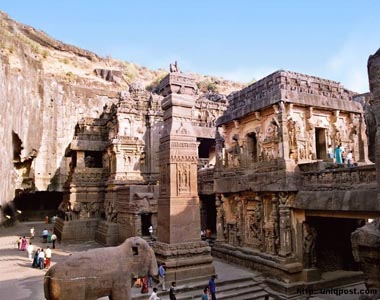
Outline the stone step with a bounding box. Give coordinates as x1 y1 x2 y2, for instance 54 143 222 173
133 277 270 300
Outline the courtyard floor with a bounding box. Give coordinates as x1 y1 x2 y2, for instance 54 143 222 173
0 221 371 300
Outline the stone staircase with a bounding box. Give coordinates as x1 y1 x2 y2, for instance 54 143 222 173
132 276 275 300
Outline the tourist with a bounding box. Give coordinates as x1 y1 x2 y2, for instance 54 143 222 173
32 248 40 268
17 237 21 249
38 249 45 269
42 228 49 243
334 144 343 164
157 263 166 291
45 246 52 268
30 226 35 239
346 150 353 167
149 287 160 300
27 242 34 261
20 236 27 251
169 282 177 300
208 275 217 300
47 229 53 243
51 231 57 249
327 145 334 159
141 276 149 294
149 225 153 239
201 287 209 300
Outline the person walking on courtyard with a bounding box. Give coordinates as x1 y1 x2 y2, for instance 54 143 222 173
208 275 217 300
202 287 210 300
149 287 160 300
51 231 57 249
20 236 27 251
17 237 21 249
140 276 149 294
30 226 35 239
157 263 166 291
334 144 343 164
32 248 40 268
42 228 48 243
27 242 34 261
169 282 177 300
45 246 52 268
38 249 45 269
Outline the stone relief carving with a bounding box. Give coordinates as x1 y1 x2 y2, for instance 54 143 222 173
303 223 317 268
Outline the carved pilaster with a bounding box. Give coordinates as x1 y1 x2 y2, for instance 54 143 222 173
278 192 292 257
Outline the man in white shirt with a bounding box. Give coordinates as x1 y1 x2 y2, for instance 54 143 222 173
149 287 160 300
45 246 52 268
42 228 49 243
346 150 353 167
38 249 45 269
27 242 34 261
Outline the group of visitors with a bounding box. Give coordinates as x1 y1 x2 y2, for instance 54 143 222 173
16 226 57 270
31 246 52 269
328 144 354 167
147 263 217 300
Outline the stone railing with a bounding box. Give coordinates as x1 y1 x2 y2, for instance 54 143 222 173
300 164 377 191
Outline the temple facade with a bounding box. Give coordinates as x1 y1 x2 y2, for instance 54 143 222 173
211 70 378 291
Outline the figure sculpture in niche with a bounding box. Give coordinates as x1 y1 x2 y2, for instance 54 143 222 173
303 223 317 268
44 236 157 300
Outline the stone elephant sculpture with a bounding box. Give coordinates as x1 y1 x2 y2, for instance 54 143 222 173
44 236 158 300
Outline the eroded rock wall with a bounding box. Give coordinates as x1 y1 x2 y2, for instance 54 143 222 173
0 48 117 210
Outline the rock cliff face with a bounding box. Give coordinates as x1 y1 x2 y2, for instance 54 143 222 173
0 11 242 218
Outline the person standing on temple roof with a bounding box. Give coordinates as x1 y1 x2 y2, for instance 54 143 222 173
334 144 343 164
346 150 353 167
327 145 334 159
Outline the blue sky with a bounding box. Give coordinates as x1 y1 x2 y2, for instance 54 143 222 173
1 1 379 92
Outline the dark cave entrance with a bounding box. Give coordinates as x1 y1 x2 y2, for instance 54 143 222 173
200 194 217 236
306 216 364 272
13 191 63 221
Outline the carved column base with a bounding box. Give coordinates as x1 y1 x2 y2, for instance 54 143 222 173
95 220 119 246
152 241 215 284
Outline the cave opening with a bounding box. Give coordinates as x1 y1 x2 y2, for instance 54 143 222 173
13 191 63 221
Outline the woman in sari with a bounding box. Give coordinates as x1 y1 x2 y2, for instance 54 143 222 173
20 236 27 251
141 277 149 294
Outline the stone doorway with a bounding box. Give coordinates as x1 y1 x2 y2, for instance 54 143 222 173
306 216 363 272
315 128 327 160
13 191 62 221
200 195 216 235
247 132 258 162
141 213 152 237
198 138 216 167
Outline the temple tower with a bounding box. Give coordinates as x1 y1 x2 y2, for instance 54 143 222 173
152 68 215 283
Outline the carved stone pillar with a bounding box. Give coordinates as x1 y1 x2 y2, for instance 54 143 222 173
152 71 215 283
215 194 225 242
278 193 292 257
